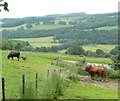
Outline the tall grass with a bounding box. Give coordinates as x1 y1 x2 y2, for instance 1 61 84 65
18 69 64 99
19 82 38 100
40 69 64 99
51 58 82 81
19 69 64 99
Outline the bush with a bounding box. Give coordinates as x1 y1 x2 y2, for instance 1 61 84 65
107 69 120 79
77 67 88 75
67 74 80 82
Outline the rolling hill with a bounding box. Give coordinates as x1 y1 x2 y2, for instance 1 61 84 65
1 12 118 52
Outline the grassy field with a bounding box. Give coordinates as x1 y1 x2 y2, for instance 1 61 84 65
96 26 118 30
1 23 73 30
59 82 118 99
13 36 116 52
2 51 55 99
1 51 118 99
12 36 60 47
59 44 116 53
31 24 73 30
82 44 116 53
23 51 112 64
0 24 27 30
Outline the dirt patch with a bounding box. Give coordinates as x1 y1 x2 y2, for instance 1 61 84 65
80 75 118 91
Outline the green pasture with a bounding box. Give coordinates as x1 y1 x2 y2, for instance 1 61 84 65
2 51 58 99
84 26 118 31
13 35 116 52
59 44 116 53
60 82 118 99
23 51 112 64
31 24 73 30
1 23 73 30
96 26 118 30
0 21 4 24
12 36 60 47
0 24 27 30
2 51 118 99
56 16 81 23
82 44 116 53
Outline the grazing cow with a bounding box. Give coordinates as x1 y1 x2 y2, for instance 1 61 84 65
85 66 107 81
7 51 20 61
21 56 27 61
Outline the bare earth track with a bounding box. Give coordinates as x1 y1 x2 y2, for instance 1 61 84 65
80 75 118 91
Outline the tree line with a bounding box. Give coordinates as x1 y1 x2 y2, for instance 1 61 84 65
1 39 119 58
1 17 55 27
2 28 118 45
1 12 118 28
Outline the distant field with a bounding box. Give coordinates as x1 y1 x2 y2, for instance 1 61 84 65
13 36 116 52
31 24 73 30
82 44 116 53
0 24 27 30
59 44 116 53
56 16 81 23
1 24 73 30
96 26 118 30
0 21 4 24
12 36 61 47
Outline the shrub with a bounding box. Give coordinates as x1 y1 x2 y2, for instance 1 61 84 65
107 69 120 79
67 74 80 82
77 67 88 75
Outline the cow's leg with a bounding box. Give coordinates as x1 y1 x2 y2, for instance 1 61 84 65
18 57 20 61
90 75 94 80
90 72 95 80
101 77 104 81
102 76 107 82
101 74 106 81
12 57 13 60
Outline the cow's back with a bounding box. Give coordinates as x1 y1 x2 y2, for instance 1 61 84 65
9 51 20 57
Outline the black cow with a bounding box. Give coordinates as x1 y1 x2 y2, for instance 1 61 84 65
7 51 20 61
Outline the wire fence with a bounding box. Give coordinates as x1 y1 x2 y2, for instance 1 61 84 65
1 69 51 100
1 59 82 100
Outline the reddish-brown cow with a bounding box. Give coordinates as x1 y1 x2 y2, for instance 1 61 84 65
85 66 107 81
21 56 27 61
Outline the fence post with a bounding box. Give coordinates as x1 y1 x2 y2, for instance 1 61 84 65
47 69 49 77
22 75 25 94
2 78 5 101
36 73 38 91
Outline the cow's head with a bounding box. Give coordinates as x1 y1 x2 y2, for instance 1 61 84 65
85 66 92 72
7 55 10 59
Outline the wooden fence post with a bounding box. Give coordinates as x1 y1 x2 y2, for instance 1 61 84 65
47 69 49 77
36 73 38 91
22 75 25 94
2 78 5 101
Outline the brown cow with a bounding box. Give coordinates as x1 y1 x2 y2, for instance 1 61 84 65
85 66 107 81
21 56 27 61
